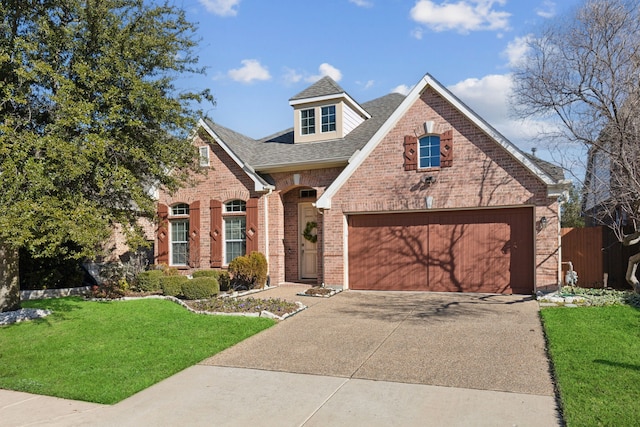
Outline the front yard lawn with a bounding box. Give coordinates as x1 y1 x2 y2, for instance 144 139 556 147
0 297 274 404
541 305 640 426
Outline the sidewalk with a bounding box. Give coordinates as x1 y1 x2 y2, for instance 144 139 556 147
1 364 558 427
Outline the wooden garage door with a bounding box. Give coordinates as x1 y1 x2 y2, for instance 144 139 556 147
348 208 534 294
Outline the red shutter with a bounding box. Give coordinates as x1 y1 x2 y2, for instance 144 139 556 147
210 200 223 268
157 203 169 265
188 201 200 268
403 135 418 171
246 198 259 255
440 130 453 168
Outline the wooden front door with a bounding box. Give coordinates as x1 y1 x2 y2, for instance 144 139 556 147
299 203 318 279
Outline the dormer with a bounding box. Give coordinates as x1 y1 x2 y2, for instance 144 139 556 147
289 76 371 144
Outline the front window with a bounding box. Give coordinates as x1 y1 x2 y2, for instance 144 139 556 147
321 105 336 132
171 220 189 265
419 135 441 169
169 203 190 266
301 108 315 135
224 200 246 264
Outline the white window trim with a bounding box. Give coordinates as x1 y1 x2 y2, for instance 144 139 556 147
170 219 189 266
321 105 336 133
300 108 316 135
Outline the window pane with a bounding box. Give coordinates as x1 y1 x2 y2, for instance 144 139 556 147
321 105 336 132
171 220 189 265
225 216 246 264
225 200 246 212
171 203 189 216
301 108 315 135
419 136 440 168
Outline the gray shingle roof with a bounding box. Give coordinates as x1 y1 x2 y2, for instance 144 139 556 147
204 92 406 171
289 76 345 101
523 153 565 182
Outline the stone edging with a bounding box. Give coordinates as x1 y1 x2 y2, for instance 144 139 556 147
296 288 343 298
93 294 307 321
20 286 92 300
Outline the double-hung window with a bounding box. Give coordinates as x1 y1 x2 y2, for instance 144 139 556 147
321 105 336 132
301 108 315 135
170 203 189 266
419 135 441 169
224 200 246 264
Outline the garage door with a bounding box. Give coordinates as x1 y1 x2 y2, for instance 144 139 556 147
347 208 534 294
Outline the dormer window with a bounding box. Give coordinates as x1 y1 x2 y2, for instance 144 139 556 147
321 105 336 132
301 108 315 135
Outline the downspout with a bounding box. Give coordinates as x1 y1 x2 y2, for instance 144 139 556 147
263 189 272 281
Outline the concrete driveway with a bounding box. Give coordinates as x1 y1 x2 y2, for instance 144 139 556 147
204 290 554 395
3 288 561 426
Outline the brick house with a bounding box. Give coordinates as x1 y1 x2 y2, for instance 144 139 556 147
155 73 568 294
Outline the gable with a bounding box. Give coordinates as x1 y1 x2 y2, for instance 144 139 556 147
316 73 568 210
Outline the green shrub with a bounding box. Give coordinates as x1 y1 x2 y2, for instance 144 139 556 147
135 270 164 292
181 277 219 300
249 252 268 289
228 252 268 290
160 275 188 297
191 270 219 278
217 271 231 292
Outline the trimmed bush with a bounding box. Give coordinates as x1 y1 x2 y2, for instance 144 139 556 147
228 252 268 290
217 271 231 292
135 270 164 292
181 277 219 300
160 275 188 297
191 270 219 279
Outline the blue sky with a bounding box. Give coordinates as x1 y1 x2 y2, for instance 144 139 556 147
175 0 584 180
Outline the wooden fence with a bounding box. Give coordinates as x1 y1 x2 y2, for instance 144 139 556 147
561 226 639 289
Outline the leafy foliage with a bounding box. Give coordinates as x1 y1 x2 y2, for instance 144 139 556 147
0 0 212 260
228 252 268 291
561 185 585 228
181 277 219 300
135 269 164 292
159 275 187 297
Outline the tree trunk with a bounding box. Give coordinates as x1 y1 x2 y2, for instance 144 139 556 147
0 242 20 312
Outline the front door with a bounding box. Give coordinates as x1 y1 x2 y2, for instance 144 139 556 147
299 203 318 279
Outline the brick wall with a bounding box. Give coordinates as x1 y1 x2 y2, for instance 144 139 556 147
325 87 560 290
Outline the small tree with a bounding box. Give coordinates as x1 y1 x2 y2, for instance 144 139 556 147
511 0 640 289
561 185 585 228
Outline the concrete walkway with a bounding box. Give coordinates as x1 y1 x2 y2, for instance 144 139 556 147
1 286 562 426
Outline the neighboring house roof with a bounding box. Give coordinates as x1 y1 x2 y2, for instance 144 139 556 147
316 73 569 209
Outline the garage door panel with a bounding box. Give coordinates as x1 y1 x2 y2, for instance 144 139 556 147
348 208 533 294
349 220 428 290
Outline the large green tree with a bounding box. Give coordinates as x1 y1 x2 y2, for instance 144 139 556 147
0 0 210 259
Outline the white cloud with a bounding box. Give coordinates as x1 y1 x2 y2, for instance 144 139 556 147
283 68 303 84
411 27 424 40
536 0 556 19
306 63 343 82
198 0 241 16
392 84 412 95
447 74 544 148
502 35 532 68
349 0 373 7
228 59 271 84
410 0 510 34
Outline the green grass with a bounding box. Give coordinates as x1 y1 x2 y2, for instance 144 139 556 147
0 297 274 404
541 305 640 426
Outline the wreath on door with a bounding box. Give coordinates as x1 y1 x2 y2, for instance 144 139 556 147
303 221 318 243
